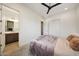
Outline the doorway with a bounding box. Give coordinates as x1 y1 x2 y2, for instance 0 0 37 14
0 4 20 55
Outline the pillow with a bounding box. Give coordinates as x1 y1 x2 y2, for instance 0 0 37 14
67 35 76 41
69 37 79 51
67 34 79 51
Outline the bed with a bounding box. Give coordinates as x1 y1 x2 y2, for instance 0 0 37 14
30 35 58 56
30 34 79 56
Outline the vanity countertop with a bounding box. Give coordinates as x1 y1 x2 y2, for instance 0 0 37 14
5 32 19 34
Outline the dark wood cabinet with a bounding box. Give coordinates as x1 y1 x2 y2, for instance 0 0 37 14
5 33 19 44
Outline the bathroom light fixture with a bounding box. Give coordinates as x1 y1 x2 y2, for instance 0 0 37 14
8 19 18 22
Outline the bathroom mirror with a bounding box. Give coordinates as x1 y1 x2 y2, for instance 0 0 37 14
6 21 14 31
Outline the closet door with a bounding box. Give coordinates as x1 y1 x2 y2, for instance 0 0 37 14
48 19 61 37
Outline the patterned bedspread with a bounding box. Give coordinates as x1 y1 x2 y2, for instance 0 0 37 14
30 35 58 56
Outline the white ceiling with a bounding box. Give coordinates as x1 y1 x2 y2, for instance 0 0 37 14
23 3 79 19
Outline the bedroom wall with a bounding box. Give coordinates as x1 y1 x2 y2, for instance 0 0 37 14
3 3 44 47
76 7 79 34
44 8 79 38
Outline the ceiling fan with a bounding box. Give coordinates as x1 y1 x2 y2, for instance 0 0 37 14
41 3 62 14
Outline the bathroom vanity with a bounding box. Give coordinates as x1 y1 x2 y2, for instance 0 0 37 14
5 32 19 44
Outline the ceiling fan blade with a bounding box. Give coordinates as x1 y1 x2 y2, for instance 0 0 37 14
41 3 50 8
51 3 61 8
47 8 51 14
41 3 62 14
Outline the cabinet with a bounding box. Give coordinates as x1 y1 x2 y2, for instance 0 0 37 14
5 33 19 44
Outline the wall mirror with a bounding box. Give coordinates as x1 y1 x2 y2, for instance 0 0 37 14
5 21 14 32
